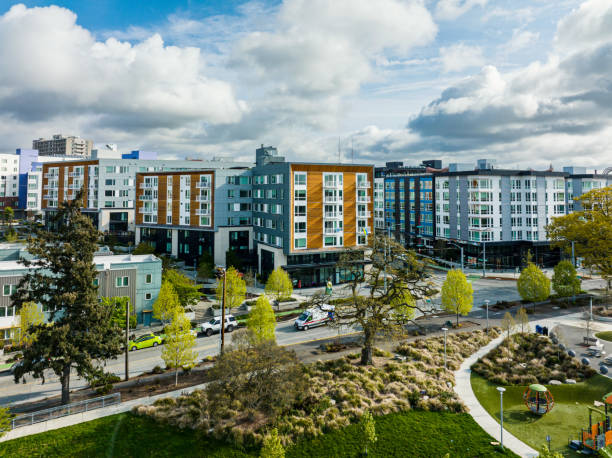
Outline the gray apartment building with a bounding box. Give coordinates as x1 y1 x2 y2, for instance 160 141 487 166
33 134 94 158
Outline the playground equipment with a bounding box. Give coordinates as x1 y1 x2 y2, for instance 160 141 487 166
580 392 612 452
522 384 555 415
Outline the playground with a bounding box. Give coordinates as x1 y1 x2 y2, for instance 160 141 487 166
471 373 612 455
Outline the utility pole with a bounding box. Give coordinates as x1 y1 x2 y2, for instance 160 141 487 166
482 240 486 278
125 299 129 381
221 268 227 353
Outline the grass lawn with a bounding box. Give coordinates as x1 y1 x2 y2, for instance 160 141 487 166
1 410 517 458
471 373 612 456
596 331 612 342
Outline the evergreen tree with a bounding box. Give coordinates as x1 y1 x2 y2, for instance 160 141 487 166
163 269 200 308
17 301 44 347
216 266 246 310
441 269 474 326
161 310 197 386
247 296 276 344
552 260 581 298
153 281 181 326
11 193 123 404
265 268 293 301
260 428 284 458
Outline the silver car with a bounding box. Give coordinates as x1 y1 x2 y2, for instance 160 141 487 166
602 356 612 366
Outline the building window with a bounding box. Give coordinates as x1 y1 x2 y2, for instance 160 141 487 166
145 293 152 300
294 172 306 186
93 278 99 286
294 238 306 249
116 276 129 287
2 284 16 296
145 274 152 284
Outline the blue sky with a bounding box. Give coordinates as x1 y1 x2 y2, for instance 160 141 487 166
0 0 610 169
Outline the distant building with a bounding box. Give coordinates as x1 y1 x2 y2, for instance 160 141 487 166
33 134 93 158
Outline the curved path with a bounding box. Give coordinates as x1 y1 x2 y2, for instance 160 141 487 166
453 333 539 458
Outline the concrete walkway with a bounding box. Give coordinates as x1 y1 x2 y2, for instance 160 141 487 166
454 334 539 458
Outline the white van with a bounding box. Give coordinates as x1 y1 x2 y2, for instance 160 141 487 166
294 305 334 331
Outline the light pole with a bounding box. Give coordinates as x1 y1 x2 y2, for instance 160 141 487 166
215 266 227 354
482 240 486 278
441 327 448 369
571 240 575 268
484 299 490 333
447 241 464 271
497 387 506 449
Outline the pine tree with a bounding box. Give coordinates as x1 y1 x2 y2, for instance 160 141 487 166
216 266 246 310
17 301 44 347
153 281 181 326
11 193 123 404
260 428 284 458
265 268 293 302
162 310 197 386
247 296 276 344
441 269 474 326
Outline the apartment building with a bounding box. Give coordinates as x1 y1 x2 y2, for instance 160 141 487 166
33 134 93 157
41 152 251 236
252 146 374 286
374 178 385 230
134 167 254 267
563 166 612 212
0 252 162 344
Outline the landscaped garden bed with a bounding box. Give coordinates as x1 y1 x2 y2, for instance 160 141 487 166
133 329 501 447
472 333 595 385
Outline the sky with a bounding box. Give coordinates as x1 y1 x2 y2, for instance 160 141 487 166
0 0 610 170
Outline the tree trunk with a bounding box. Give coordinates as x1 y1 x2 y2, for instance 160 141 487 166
361 328 374 365
456 311 459 327
60 364 71 405
175 368 179 386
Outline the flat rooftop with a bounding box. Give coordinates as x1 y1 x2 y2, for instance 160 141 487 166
0 254 160 273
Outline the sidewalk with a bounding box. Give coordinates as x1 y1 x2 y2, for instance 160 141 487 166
453 334 539 458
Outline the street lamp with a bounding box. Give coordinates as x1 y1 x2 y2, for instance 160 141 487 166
441 327 448 369
484 299 490 333
497 387 506 449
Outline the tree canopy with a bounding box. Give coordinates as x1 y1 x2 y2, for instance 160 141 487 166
163 268 200 308
265 268 293 301
162 310 197 386
11 193 123 404
132 242 155 255
197 251 214 280
517 262 550 304
246 295 276 344
153 280 181 326
308 235 435 365
547 185 612 291
440 269 474 326
216 266 246 310
260 428 284 458
552 260 581 298
17 301 44 347
103 296 137 330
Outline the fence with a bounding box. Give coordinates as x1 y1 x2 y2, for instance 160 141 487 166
9 393 121 430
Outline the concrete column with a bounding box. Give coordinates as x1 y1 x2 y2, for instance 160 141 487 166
171 229 178 258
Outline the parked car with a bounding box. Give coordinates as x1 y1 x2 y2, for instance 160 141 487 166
128 333 162 351
294 305 334 331
200 315 237 337
601 356 612 366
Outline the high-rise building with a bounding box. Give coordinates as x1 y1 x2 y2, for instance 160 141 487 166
33 134 93 157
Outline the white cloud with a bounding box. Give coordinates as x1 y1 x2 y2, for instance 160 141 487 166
502 29 540 54
555 0 612 53
0 4 244 130
439 44 485 73
435 0 488 21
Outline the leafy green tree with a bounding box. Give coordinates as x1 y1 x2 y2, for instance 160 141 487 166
197 251 214 280
0 405 10 438
216 266 246 310
247 296 276 344
163 269 200 308
11 193 123 404
361 410 377 456
265 267 293 301
441 269 474 326
4 227 17 242
308 236 435 365
3 206 14 227
17 301 44 347
516 307 529 334
547 186 612 293
552 260 581 299
538 445 563 458
260 428 284 458
103 297 137 330
153 281 181 326
517 262 550 308
132 242 155 255
162 310 197 386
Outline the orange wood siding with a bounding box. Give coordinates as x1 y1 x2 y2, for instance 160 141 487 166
135 174 144 225
306 171 323 250
344 172 356 247
190 176 197 227
158 175 167 225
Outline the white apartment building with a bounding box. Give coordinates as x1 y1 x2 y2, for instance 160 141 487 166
374 177 385 230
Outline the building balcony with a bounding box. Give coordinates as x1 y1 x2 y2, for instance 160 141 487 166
68 184 82 190
324 212 343 219
357 226 371 234
323 196 341 203
195 195 210 202
139 206 157 214
324 227 343 235
357 211 371 218
139 195 154 201
196 181 211 189
195 209 210 216
68 172 83 178
323 181 342 189
139 183 156 189
44 173 58 179
357 181 371 189
357 196 371 203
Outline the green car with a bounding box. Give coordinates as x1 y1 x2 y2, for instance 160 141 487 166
128 333 162 351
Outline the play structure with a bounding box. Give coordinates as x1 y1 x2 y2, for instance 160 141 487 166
580 392 612 452
523 384 555 415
